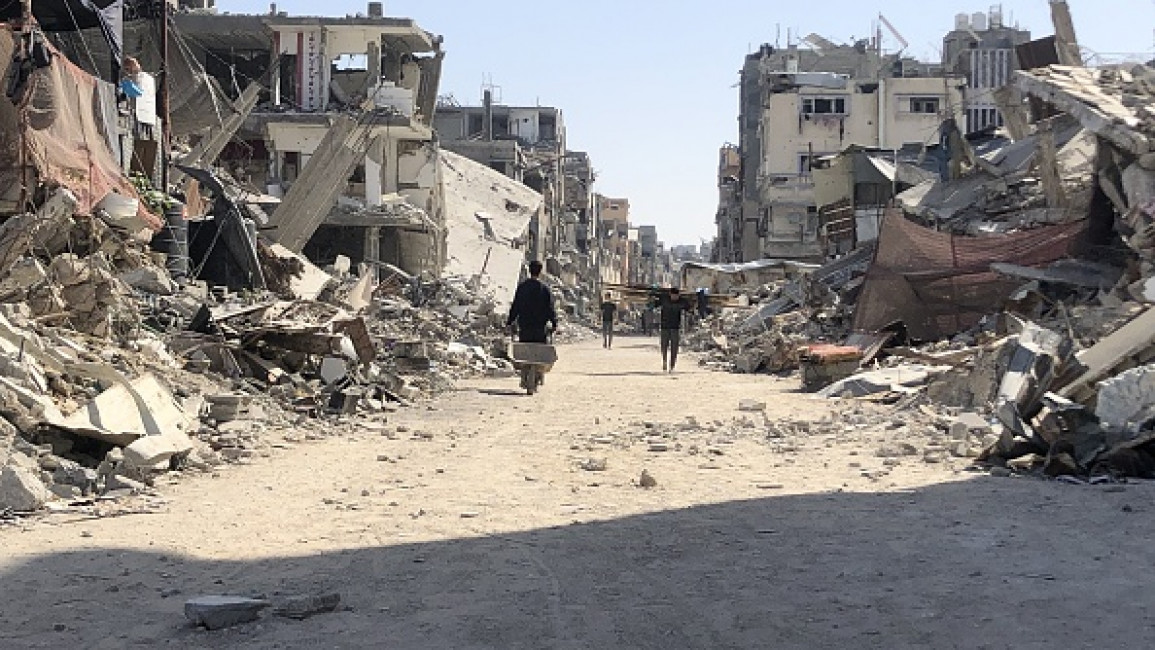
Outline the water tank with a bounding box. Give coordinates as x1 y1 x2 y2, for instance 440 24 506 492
786 55 799 73
972 12 988 31
989 7 1003 28
954 13 970 30
367 2 383 18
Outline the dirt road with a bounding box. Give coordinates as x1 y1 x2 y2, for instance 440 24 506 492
2 336 1154 649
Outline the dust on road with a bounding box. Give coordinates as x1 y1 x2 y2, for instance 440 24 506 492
1 337 1153 649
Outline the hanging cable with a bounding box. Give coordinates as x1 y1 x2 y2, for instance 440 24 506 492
61 0 101 75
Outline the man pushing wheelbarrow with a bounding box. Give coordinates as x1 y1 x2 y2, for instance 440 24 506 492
506 260 558 395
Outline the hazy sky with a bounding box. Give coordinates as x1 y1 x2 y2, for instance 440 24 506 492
227 1 1154 246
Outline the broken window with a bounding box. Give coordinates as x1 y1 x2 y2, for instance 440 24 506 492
333 54 369 71
492 115 510 135
801 96 847 115
798 154 828 174
468 114 484 136
540 113 557 141
909 97 940 114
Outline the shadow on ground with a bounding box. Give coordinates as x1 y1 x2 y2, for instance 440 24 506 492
1 478 1152 649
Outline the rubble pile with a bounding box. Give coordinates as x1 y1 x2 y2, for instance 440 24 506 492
570 398 996 475
0 190 586 520
680 60 1155 483
685 258 861 374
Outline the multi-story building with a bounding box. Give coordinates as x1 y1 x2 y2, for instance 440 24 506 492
595 195 630 285
433 99 566 264
563 151 595 256
718 39 964 262
943 8 1031 133
637 225 658 285
173 3 448 275
714 144 742 263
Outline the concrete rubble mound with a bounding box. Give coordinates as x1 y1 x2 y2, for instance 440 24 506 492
0 185 597 524
690 54 1155 484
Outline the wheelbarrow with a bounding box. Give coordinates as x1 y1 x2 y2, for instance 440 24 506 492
508 337 557 396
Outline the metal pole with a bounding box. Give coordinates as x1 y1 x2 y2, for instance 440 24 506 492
160 0 171 192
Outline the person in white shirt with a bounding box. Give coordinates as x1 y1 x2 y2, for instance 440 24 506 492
121 57 159 180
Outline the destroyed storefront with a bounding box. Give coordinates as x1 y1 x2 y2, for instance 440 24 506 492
0 3 572 516
170 9 449 280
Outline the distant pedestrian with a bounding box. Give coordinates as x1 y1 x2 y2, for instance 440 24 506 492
695 288 711 330
600 292 617 348
657 287 692 372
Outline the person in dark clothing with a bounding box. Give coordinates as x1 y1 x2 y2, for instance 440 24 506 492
506 260 558 343
658 287 692 372
696 288 710 319
599 292 617 349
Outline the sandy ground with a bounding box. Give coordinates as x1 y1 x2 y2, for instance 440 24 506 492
2 336 1154 649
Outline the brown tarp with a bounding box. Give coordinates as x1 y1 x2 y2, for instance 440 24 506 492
0 25 159 228
853 210 1085 340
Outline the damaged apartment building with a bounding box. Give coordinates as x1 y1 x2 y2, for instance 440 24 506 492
168 2 448 279
716 35 964 263
435 96 600 289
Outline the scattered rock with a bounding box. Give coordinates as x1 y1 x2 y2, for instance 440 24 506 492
579 458 607 472
638 469 657 488
738 399 766 412
0 465 50 511
272 593 342 620
184 596 270 630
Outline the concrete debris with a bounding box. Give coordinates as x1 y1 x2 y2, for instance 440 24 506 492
122 431 194 472
184 595 270 630
737 399 766 412
271 593 342 620
818 366 947 398
1095 365 1155 434
0 465 50 511
638 469 657 488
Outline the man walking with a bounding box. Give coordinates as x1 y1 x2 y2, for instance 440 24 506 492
506 260 557 343
657 287 692 372
600 292 617 349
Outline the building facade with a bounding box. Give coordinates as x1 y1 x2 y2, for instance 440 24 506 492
174 3 448 275
717 40 963 263
942 9 1031 134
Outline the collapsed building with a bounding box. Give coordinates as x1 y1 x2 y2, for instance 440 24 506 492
716 34 965 263
0 2 606 514
170 6 448 277
696 2 1155 481
434 98 607 298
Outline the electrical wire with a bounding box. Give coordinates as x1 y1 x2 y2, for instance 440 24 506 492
61 0 101 74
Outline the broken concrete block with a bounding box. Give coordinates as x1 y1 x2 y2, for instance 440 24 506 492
876 442 918 458
122 431 194 471
1096 364 1155 434
271 593 341 620
184 596 270 630
205 394 249 422
580 458 607 472
0 257 48 294
118 266 174 295
817 365 944 398
49 484 81 500
105 474 147 493
949 441 971 458
0 465 50 511
738 399 766 412
638 469 657 488
319 357 348 385
55 372 192 446
949 412 992 442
